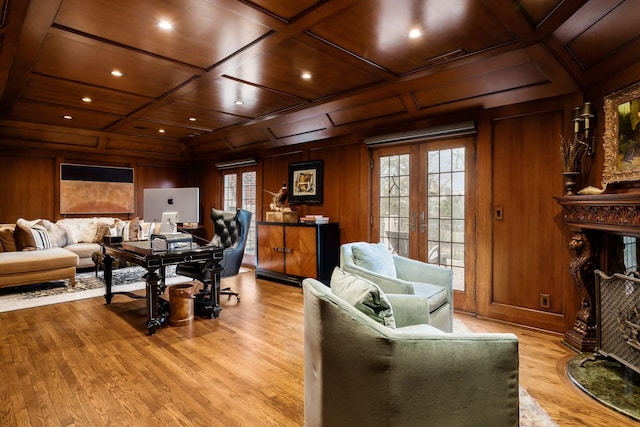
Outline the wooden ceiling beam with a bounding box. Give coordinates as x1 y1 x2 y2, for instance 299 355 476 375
0 0 63 116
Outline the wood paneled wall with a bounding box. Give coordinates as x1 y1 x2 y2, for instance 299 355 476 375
257 135 368 245
0 150 192 224
476 95 582 333
1 155 56 222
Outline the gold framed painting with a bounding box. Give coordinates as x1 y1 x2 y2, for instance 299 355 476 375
602 81 640 184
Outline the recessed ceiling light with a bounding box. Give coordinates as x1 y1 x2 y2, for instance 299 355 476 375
111 70 123 77
301 72 312 80
188 117 197 122
408 28 422 39
158 20 173 31
63 115 72 120
82 97 92 103
235 100 244 105
158 129 166 133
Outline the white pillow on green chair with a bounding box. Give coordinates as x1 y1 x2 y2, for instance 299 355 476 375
331 267 396 328
351 242 397 278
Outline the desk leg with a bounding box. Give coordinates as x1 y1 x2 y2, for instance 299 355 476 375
104 254 114 304
212 262 223 318
145 268 166 335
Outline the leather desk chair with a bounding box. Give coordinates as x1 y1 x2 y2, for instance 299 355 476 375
176 208 252 301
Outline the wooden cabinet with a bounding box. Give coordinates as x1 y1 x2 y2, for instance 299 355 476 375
256 222 339 285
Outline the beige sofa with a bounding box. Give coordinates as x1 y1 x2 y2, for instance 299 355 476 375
0 217 155 289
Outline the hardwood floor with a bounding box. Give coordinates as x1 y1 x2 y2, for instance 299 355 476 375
0 270 635 426
458 313 637 427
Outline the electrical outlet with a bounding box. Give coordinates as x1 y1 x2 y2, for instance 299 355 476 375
540 293 550 309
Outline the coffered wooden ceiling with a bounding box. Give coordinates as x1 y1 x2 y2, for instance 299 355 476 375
0 0 639 161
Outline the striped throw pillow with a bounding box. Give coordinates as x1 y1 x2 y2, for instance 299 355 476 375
30 225 52 250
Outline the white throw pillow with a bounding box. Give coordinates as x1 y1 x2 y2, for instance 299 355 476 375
76 219 99 243
139 221 155 239
60 223 78 244
41 219 67 247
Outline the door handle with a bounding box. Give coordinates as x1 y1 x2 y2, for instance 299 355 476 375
419 211 426 233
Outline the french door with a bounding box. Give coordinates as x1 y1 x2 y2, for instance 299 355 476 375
371 136 476 312
221 168 257 266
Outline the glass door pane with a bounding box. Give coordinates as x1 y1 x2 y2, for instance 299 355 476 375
426 147 465 291
222 169 257 263
379 153 411 257
242 171 256 256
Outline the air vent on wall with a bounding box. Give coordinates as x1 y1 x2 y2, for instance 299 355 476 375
364 121 476 146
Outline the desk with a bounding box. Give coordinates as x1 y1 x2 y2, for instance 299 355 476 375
102 241 224 335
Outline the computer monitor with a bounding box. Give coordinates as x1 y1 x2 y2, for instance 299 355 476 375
143 187 200 226
159 212 179 234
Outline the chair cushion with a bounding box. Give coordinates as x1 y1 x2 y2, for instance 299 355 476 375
331 267 396 328
410 281 449 313
351 242 397 278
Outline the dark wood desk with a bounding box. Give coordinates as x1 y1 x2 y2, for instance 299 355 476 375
102 240 223 335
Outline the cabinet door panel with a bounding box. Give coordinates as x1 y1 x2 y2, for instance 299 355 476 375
286 226 317 278
257 224 285 273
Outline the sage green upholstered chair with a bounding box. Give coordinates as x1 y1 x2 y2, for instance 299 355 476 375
340 241 454 332
302 272 520 427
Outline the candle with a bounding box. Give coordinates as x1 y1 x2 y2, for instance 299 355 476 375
572 107 580 133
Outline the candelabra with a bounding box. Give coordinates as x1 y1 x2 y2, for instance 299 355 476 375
561 102 595 195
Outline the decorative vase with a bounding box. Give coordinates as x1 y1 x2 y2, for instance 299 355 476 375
562 171 580 195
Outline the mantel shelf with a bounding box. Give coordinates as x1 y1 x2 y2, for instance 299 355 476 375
555 193 640 236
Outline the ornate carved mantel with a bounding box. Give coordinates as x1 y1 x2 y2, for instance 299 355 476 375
556 193 640 352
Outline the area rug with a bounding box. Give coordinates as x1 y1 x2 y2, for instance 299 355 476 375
453 319 559 426
0 266 190 313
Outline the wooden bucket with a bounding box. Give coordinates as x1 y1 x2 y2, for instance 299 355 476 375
168 282 196 326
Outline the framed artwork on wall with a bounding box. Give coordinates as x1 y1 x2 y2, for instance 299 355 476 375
60 163 135 214
602 81 640 184
288 160 323 205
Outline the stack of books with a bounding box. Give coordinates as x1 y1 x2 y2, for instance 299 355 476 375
300 215 329 224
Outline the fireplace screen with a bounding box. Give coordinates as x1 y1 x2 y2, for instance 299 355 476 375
596 270 640 374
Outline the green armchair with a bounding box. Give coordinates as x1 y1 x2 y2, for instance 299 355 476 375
302 274 519 427
340 241 453 332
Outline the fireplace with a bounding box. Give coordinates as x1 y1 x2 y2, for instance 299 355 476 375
596 270 640 374
556 193 640 353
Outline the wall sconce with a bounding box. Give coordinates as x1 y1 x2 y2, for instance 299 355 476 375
561 101 596 195
572 101 596 154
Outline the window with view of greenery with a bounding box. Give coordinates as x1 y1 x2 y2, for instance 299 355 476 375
223 171 256 256
427 147 465 291
379 154 410 257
